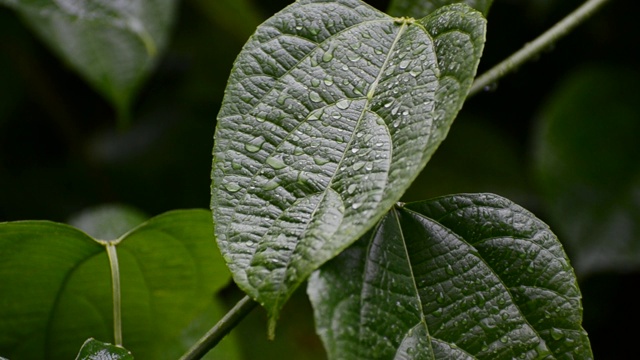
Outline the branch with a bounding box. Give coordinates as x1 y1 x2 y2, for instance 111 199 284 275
468 0 611 97
179 295 259 360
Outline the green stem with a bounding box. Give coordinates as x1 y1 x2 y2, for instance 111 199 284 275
105 243 123 346
468 0 611 97
179 295 259 360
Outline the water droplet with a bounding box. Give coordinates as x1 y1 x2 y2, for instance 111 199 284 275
224 182 241 192
352 201 363 209
402 110 409 116
500 336 508 343
391 106 400 116
322 48 334 62
392 119 402 128
351 147 359 153
295 25 303 31
374 48 383 55
336 99 350 109
551 328 565 340
347 53 361 62
445 265 454 275
311 78 320 87
308 109 323 121
266 156 286 170
436 292 445 304
332 112 341 119
263 179 280 191
313 156 329 165
309 91 322 103
277 91 288 105
347 184 357 194
353 162 365 171
323 76 334 86
231 161 242 170
410 66 423 77
244 136 264 153
399 59 410 69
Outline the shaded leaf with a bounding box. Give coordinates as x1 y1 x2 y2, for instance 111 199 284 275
388 0 493 18
0 210 239 359
68 204 148 240
309 193 592 359
533 65 640 276
75 338 133 360
211 0 486 324
0 0 178 121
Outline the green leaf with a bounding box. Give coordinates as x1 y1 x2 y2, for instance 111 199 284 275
0 0 178 121
75 338 133 360
388 0 493 18
211 0 486 324
308 193 592 359
0 210 239 360
533 65 640 276
68 204 148 240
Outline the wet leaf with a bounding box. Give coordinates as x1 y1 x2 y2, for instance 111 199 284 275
533 65 640 276
211 0 486 325
0 210 239 360
388 0 493 18
0 0 178 121
309 193 592 359
75 338 133 360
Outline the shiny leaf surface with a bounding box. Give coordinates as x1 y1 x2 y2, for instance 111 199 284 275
0 0 178 119
309 193 592 359
388 0 493 18
0 210 239 360
211 0 486 322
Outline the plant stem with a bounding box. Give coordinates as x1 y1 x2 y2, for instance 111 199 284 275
468 0 611 97
179 295 259 360
105 243 123 346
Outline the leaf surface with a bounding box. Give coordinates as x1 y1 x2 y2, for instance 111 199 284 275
0 0 178 120
75 338 133 360
533 65 640 276
211 0 486 323
388 0 493 18
0 210 239 360
308 193 592 359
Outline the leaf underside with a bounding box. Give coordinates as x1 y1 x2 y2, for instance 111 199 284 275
308 193 593 359
211 0 486 322
0 0 177 118
0 210 237 360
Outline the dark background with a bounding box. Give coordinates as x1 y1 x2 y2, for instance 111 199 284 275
1 0 638 358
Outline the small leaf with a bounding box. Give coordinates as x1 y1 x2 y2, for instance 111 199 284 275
388 0 493 18
0 0 178 121
75 338 133 360
0 210 238 359
211 0 486 324
308 193 592 359
533 65 640 276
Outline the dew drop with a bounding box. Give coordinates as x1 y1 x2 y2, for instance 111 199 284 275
352 201 363 209
347 184 357 194
311 78 320 87
224 182 241 192
244 136 264 153
347 53 361 62
353 162 365 171
322 48 334 62
551 328 565 340
266 156 286 170
383 101 393 108
410 66 423 77
314 156 329 165
445 265 454 275
336 99 350 109
276 92 288 105
392 119 402 128
262 179 280 191
332 112 341 119
323 76 334 86
308 109 323 121
391 106 400 116
399 59 411 69
374 48 383 55
436 292 445 304
309 91 322 103
500 336 508 343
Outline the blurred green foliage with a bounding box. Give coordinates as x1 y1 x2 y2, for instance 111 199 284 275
0 0 638 358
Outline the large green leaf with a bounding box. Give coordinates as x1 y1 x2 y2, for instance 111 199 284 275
75 338 133 360
388 0 493 18
309 193 592 359
533 65 640 276
0 210 239 360
0 0 178 120
211 0 486 325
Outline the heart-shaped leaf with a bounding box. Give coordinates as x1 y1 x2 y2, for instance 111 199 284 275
0 0 178 121
308 193 592 359
388 0 493 18
211 0 486 325
75 338 133 360
533 65 640 276
0 210 239 360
